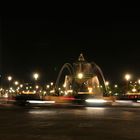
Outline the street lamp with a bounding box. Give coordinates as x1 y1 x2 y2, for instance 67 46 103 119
35 85 39 89
105 81 109 86
33 73 39 93
7 76 13 96
7 76 12 81
50 82 53 86
14 81 19 85
124 74 131 93
33 73 39 81
20 84 23 88
125 74 131 81
114 84 118 88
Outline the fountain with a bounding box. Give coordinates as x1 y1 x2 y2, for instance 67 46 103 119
55 54 107 98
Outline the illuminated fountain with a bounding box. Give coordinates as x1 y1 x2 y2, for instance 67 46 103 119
55 54 107 98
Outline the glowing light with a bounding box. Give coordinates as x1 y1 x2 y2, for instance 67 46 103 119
35 85 39 89
22 91 34 94
132 88 137 92
88 87 92 93
115 100 133 104
105 81 109 86
33 90 36 93
46 85 50 88
114 93 119 96
63 84 66 88
7 76 12 81
14 81 19 85
125 74 131 81
60 91 64 93
20 84 23 88
50 82 53 86
114 85 118 88
86 107 105 110
127 92 140 95
64 91 68 95
77 73 83 79
3 93 8 98
85 99 107 103
67 90 73 93
27 100 55 104
138 79 140 84
0 88 3 91
33 73 39 80
50 90 55 93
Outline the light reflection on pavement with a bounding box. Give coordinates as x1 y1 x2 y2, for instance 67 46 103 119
1 106 140 140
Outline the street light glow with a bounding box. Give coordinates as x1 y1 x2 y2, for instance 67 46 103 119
20 84 23 88
125 74 131 81
33 73 39 80
50 82 53 86
7 76 12 81
105 81 109 86
14 81 19 85
35 85 39 89
114 84 118 88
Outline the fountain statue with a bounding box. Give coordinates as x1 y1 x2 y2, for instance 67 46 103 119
55 54 107 98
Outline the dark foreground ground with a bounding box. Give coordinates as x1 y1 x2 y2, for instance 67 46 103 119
0 105 140 140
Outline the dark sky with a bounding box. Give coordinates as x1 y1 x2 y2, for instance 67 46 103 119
1 15 140 83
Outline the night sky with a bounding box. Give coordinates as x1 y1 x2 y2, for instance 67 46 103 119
1 15 140 83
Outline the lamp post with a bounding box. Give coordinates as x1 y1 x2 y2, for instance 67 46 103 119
33 73 39 86
14 81 19 95
124 74 131 94
7 76 12 89
33 73 39 94
7 76 12 97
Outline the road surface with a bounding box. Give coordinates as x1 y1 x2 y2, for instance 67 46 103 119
0 105 140 140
